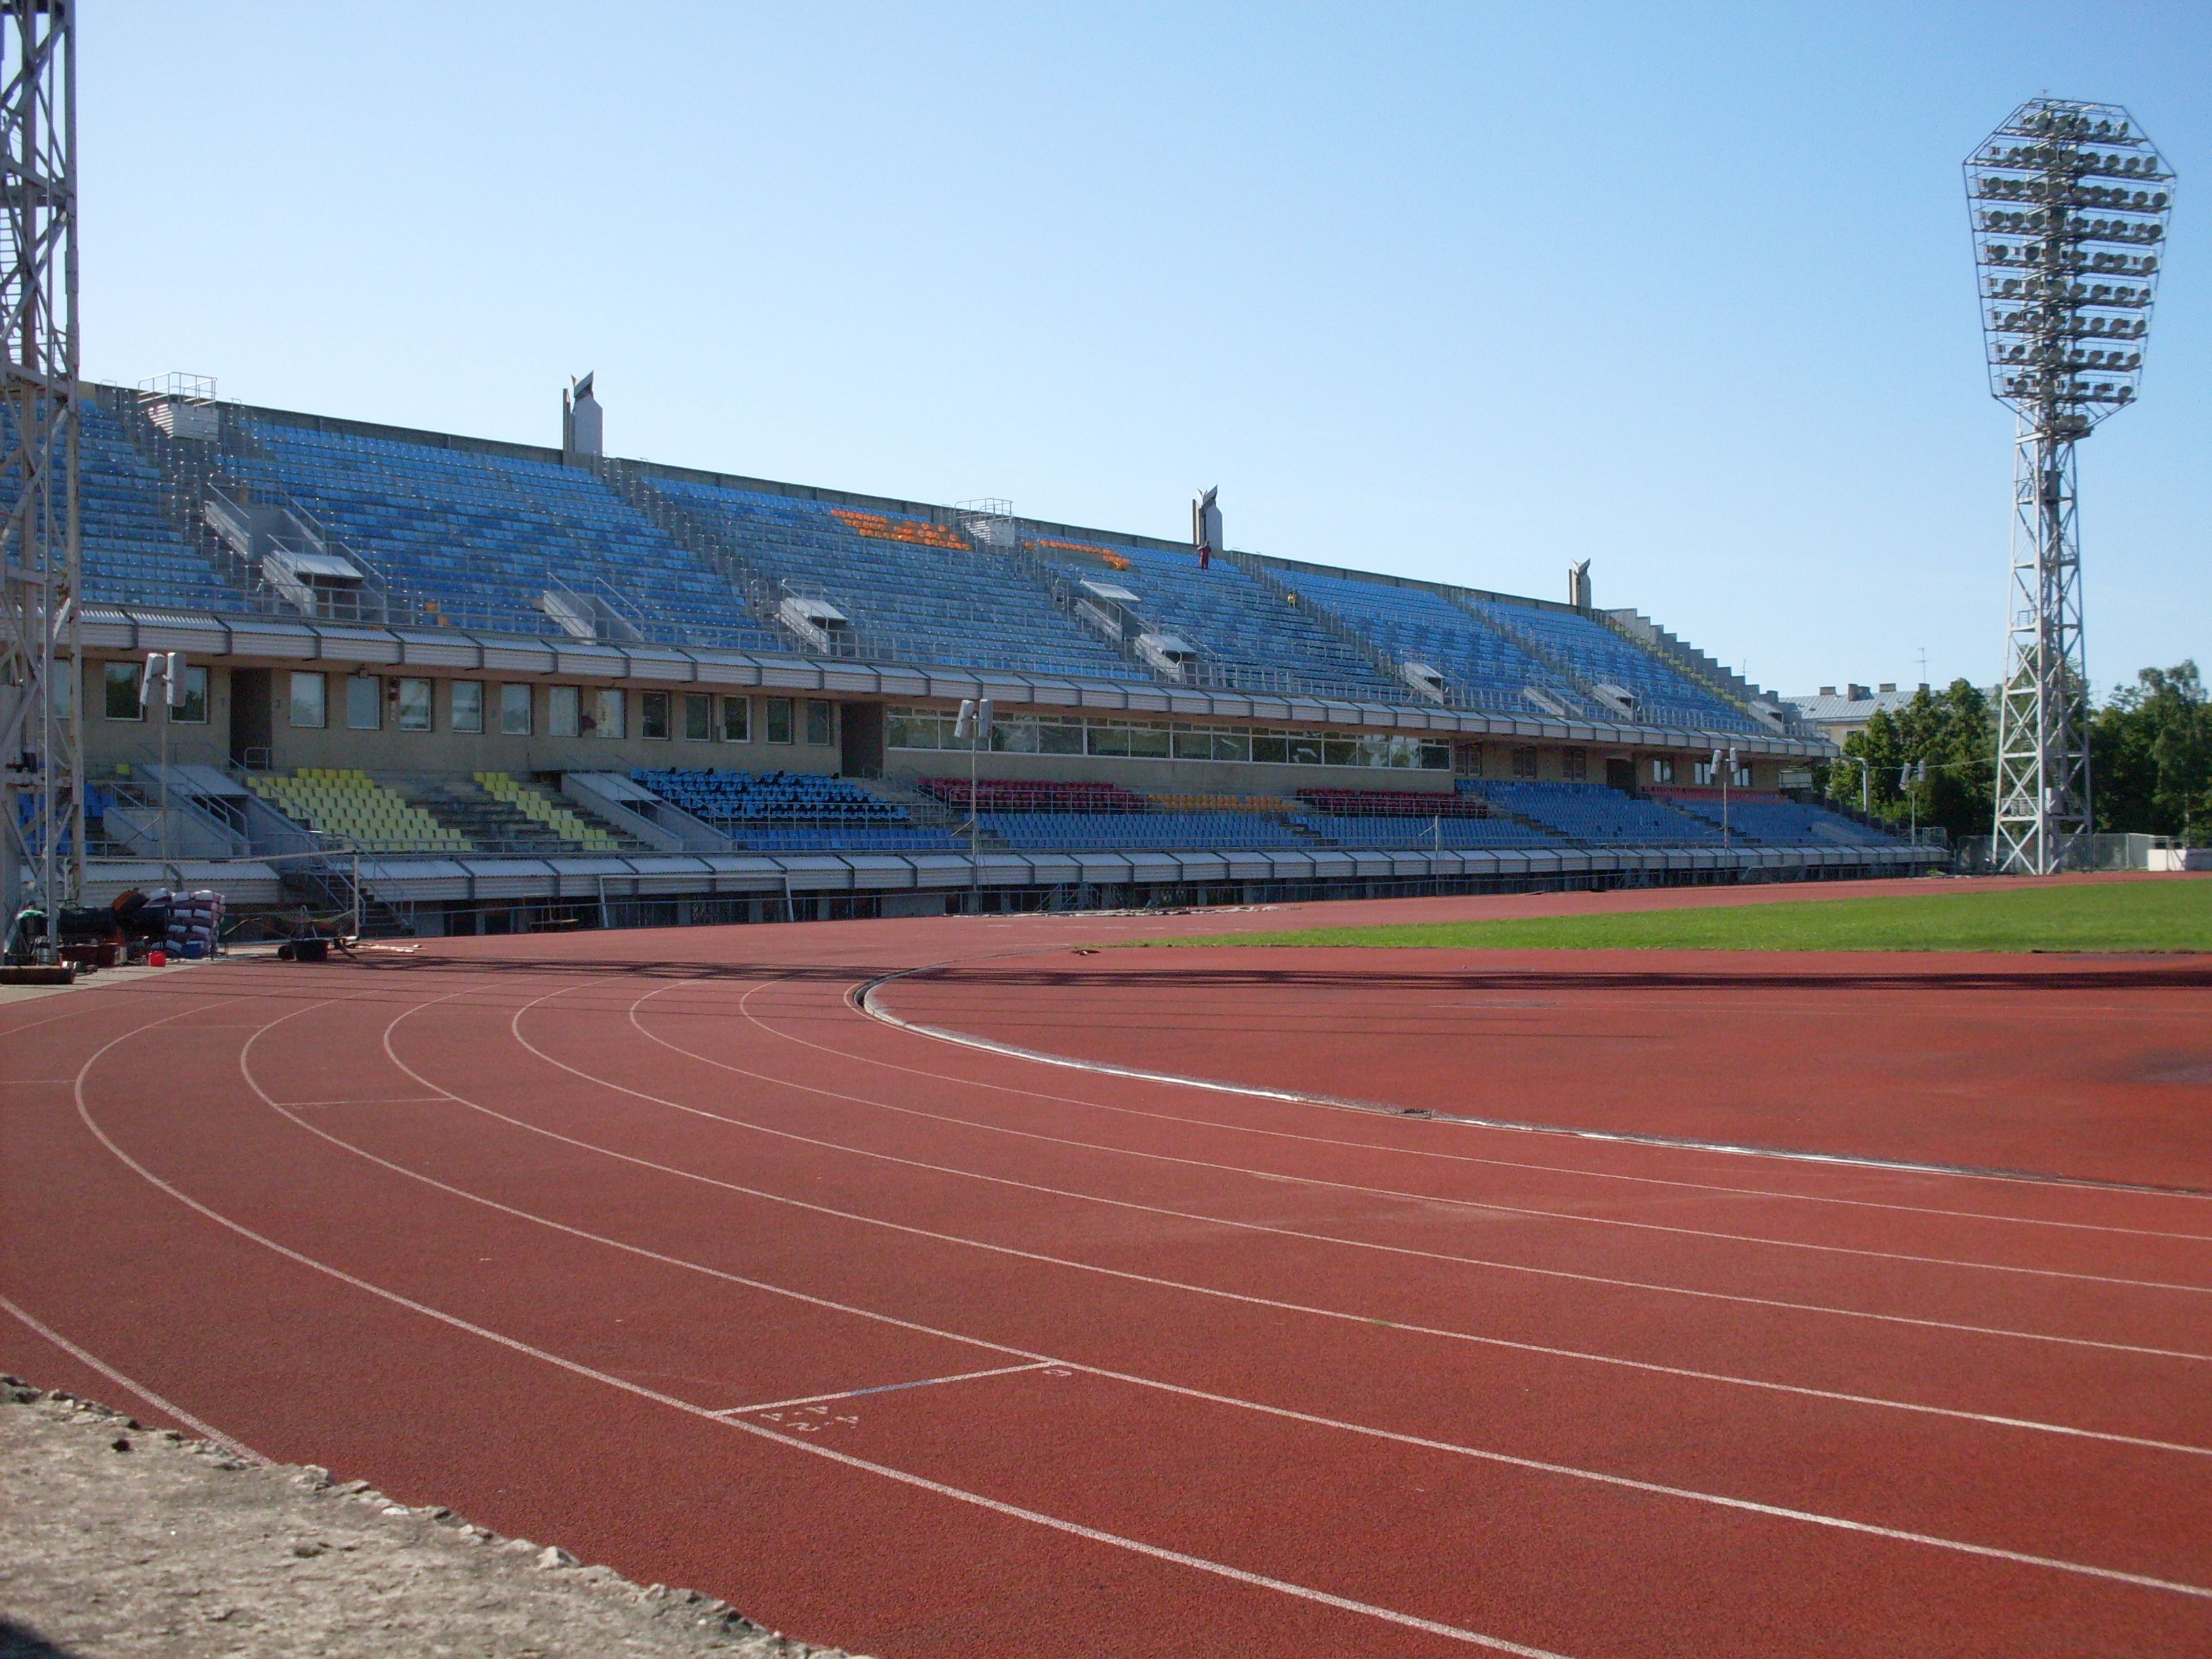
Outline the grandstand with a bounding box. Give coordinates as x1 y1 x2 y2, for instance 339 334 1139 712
54 380 1935 931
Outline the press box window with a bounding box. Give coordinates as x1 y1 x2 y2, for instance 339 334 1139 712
548 685 580 737
720 695 750 742
765 697 794 745
1650 756 1675 784
451 681 485 734
102 661 142 721
395 677 433 733
640 691 671 740
289 672 327 729
1511 747 1539 779
1562 747 1587 782
683 693 713 742
805 699 834 747
346 674 381 731
168 665 210 724
500 683 533 735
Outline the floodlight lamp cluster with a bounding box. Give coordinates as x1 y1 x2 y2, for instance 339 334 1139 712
1966 98 2174 436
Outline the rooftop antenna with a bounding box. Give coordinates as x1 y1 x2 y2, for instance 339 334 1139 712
1966 98 2174 873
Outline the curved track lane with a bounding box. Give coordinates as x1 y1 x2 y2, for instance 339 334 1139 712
5 888 2211 1657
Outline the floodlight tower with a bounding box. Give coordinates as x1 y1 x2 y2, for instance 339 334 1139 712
1965 99 2173 874
0 0 80 952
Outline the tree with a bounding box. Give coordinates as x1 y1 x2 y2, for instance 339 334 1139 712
2091 662 2212 842
1825 680 1993 839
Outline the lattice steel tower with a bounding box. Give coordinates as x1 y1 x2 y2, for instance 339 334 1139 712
1966 99 2173 874
0 0 79 951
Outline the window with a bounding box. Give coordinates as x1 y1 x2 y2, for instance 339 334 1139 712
805 699 834 747
500 683 533 735
588 688 624 739
1252 731 1290 764
1734 762 1754 788
1456 745 1483 779
345 674 381 731
451 681 484 733
548 684 579 737
1563 747 1587 782
720 695 750 743
1511 747 1539 779
171 665 210 724
765 697 794 744
684 693 713 742
1650 756 1675 784
395 677 433 733
640 691 671 740
1288 733 1324 766
102 661 142 721
1126 720 1170 758
289 671 327 729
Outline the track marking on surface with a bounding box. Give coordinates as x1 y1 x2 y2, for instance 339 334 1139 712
604 985 2212 1366
277 1095 454 1109
0 1290 264 1462
715 1361 1063 1416
711 972 2212 1245
184 981 2212 1600
328 976 2212 1469
860 963 2212 1204
85 998 1588 1658
655 987 2212 1294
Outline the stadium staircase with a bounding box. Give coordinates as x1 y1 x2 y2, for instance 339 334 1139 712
83 389 260 612
394 774 646 857
1218 550 1429 700
590 459 804 653
1598 609 1796 734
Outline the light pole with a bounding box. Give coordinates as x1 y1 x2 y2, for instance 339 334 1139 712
1967 100 2175 872
1710 745 1737 848
140 651 185 866
954 697 992 913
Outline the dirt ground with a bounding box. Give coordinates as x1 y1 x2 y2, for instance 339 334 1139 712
0 1378 859 1659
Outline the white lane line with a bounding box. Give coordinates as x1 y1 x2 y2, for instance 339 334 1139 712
762 979 2212 1244
0 1290 263 1463
716 981 2212 1245
621 983 2212 1298
77 1012 1580 1658
859 966 2212 1207
613 983 2212 1370
714 1361 1061 1416
279 1096 453 1109
232 985 2212 1603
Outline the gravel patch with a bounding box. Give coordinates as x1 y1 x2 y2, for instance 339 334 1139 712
0 1377 863 1658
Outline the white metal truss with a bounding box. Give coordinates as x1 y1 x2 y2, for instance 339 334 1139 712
0 0 79 951
1966 98 2173 874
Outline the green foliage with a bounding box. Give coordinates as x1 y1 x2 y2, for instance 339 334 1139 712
1163 880 2212 954
2091 662 2212 842
1824 680 1993 839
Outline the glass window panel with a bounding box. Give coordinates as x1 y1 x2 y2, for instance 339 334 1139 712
992 716 1040 754
173 665 209 724
548 685 579 737
451 681 484 733
1172 726 1213 760
684 693 713 741
765 697 794 744
500 683 533 735
1087 722 1130 757
806 699 834 746
1420 741 1451 771
1127 722 1171 758
722 695 751 742
1038 718 1084 756
590 688 624 739
1252 731 1289 764
1288 733 1324 766
396 678 432 732
1212 729 1250 762
1323 736 1359 767
640 691 670 740
345 675 381 731
104 661 142 721
289 672 326 729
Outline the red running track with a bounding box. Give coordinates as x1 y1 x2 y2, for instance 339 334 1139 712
4 880 2211 1657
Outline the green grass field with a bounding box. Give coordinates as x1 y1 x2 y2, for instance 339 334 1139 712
1167 878 2212 954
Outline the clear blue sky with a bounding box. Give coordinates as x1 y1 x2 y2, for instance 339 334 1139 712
91 3 2209 699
